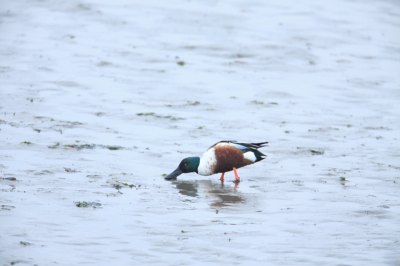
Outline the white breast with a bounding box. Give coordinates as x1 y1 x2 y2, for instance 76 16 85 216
197 148 217 176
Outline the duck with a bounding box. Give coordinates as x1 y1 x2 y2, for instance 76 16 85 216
165 141 268 182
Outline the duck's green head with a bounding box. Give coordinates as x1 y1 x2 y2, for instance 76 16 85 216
165 157 200 180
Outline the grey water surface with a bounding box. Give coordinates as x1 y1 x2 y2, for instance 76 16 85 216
1 0 399 265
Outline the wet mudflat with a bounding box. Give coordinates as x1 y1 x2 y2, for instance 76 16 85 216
1 0 399 265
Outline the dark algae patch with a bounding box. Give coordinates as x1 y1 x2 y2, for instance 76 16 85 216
2 205 16 210
136 112 184 120
48 142 125 150
310 149 324 155
122 182 135 188
74 201 102 208
65 144 96 150
20 241 33 246
48 142 60 149
250 100 278 105
50 119 83 126
2 177 17 181
107 146 123 150
187 101 200 106
165 101 201 107
340 177 347 186
115 180 137 189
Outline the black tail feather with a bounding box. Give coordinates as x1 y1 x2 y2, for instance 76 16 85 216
209 140 269 150
235 141 268 150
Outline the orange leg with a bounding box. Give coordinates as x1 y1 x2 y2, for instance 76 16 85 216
220 172 225 181
233 167 240 182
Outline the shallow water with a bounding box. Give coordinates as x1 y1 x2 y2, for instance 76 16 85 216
1 0 400 265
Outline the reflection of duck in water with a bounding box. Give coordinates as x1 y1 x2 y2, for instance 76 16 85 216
165 141 268 182
173 180 245 207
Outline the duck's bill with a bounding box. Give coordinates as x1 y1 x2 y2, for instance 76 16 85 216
164 168 182 180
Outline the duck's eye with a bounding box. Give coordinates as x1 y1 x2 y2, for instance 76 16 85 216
184 163 188 166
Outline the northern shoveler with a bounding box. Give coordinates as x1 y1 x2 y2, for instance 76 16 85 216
165 141 268 182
